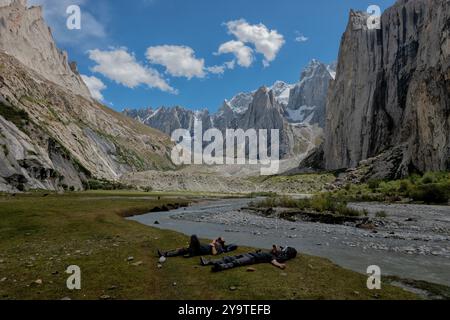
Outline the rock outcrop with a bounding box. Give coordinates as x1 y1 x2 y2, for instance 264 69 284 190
324 0 450 177
0 0 91 99
0 52 174 192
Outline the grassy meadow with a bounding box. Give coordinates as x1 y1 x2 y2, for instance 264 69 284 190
0 191 418 300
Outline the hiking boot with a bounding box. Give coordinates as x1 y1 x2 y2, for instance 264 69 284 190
211 263 223 273
200 257 209 266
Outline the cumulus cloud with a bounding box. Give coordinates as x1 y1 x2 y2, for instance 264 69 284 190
81 75 106 101
217 40 254 68
88 48 176 93
146 45 205 79
223 19 285 66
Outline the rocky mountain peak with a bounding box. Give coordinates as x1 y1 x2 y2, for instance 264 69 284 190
0 0 92 99
286 59 335 126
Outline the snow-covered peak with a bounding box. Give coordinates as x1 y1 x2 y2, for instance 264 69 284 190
327 62 337 80
270 81 293 106
227 91 255 114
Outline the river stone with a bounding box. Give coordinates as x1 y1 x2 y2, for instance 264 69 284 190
159 256 167 264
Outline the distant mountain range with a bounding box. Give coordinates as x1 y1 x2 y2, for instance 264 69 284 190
124 60 336 159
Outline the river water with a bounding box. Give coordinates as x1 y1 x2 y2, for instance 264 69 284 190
129 198 450 286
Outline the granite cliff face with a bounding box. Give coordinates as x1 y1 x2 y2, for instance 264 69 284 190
0 0 91 98
0 1 173 192
324 0 450 178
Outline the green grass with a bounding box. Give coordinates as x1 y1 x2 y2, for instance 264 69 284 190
0 192 418 300
248 173 336 194
334 172 450 205
252 194 366 217
0 101 30 131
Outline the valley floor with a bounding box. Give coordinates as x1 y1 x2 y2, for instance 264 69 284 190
0 192 417 300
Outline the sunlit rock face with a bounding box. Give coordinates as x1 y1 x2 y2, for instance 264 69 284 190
0 0 91 98
324 0 450 177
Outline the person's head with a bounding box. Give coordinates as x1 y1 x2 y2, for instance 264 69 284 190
271 245 281 255
216 237 225 247
272 246 297 261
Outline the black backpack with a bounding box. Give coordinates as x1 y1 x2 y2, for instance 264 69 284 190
277 247 298 262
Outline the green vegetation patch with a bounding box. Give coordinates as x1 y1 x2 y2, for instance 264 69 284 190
251 194 367 217
0 101 30 131
335 172 450 205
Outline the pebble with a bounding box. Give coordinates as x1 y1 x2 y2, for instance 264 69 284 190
172 282 177 287
34 279 43 285
157 264 163 269
0 277 7 282
229 286 237 291
100 295 111 300
131 261 143 267
61 297 71 301
246 267 256 272
127 256 134 262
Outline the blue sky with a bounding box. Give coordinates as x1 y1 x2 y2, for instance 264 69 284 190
30 0 395 112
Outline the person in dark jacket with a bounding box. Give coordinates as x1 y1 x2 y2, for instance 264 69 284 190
157 235 237 258
200 245 298 272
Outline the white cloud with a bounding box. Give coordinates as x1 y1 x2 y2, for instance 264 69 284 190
81 75 106 101
206 65 225 75
146 45 205 79
224 60 236 70
217 40 254 68
88 48 176 94
295 33 309 43
224 19 285 66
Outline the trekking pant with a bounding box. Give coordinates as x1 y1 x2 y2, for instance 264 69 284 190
212 254 256 271
164 235 210 257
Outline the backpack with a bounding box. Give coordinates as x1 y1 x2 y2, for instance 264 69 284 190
277 247 298 262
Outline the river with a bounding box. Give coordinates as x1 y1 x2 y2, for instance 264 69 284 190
128 198 450 286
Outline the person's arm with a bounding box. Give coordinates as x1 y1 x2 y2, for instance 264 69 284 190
211 244 218 256
271 259 286 270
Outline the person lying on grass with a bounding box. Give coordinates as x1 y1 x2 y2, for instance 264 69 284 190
158 235 238 258
200 245 298 272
